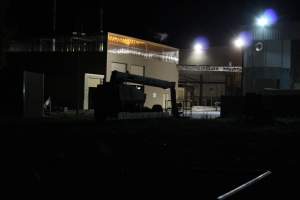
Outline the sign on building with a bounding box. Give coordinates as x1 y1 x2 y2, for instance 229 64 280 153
179 65 242 73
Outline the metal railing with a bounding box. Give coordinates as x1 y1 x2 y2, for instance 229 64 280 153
8 38 104 53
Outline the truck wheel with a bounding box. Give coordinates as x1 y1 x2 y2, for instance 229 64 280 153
152 105 163 112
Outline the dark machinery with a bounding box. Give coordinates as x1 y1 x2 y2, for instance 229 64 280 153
94 71 179 120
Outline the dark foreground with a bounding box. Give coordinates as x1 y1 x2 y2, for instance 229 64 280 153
4 118 300 199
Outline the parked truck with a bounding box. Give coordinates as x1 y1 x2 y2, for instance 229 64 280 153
94 71 179 120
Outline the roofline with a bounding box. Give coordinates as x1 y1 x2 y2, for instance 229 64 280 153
108 32 179 51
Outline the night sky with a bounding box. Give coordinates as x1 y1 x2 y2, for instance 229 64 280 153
4 0 300 48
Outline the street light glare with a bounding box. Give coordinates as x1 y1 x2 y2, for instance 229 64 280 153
256 9 278 27
193 36 209 53
232 32 252 49
256 16 269 27
233 37 245 48
194 43 204 53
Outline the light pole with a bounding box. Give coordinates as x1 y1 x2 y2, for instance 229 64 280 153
193 41 206 105
72 31 86 115
229 9 277 95
52 0 56 52
233 36 246 95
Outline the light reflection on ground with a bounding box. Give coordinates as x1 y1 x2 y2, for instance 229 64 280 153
181 106 221 119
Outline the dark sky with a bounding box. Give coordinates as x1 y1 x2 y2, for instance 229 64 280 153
5 0 300 48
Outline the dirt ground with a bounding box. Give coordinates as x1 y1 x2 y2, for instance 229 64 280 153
4 117 300 199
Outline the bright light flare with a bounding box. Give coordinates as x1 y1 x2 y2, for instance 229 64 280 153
194 43 204 53
233 37 246 48
193 36 209 54
256 17 269 27
256 8 278 27
232 32 252 49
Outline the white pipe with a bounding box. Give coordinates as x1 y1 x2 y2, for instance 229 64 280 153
217 171 272 200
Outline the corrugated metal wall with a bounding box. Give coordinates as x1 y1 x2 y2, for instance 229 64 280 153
245 40 291 69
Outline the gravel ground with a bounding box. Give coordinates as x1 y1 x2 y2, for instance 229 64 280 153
3 117 300 199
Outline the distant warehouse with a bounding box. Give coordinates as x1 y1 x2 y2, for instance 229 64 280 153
178 47 242 107
2 32 180 117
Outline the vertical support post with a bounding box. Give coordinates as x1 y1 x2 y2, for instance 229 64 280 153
241 48 245 95
99 8 104 52
211 91 213 107
170 86 179 117
76 41 80 115
199 74 203 105
52 0 56 52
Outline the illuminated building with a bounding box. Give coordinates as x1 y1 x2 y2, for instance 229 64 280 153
3 32 179 115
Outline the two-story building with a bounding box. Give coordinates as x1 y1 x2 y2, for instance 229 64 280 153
1 32 180 117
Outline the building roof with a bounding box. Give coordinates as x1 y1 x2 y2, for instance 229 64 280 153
108 32 178 51
243 21 300 41
107 32 179 64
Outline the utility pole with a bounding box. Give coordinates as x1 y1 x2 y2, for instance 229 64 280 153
99 8 104 52
100 8 104 33
75 24 86 115
52 0 56 52
76 42 80 115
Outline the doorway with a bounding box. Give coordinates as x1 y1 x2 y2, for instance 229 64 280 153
84 73 104 110
163 93 170 111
